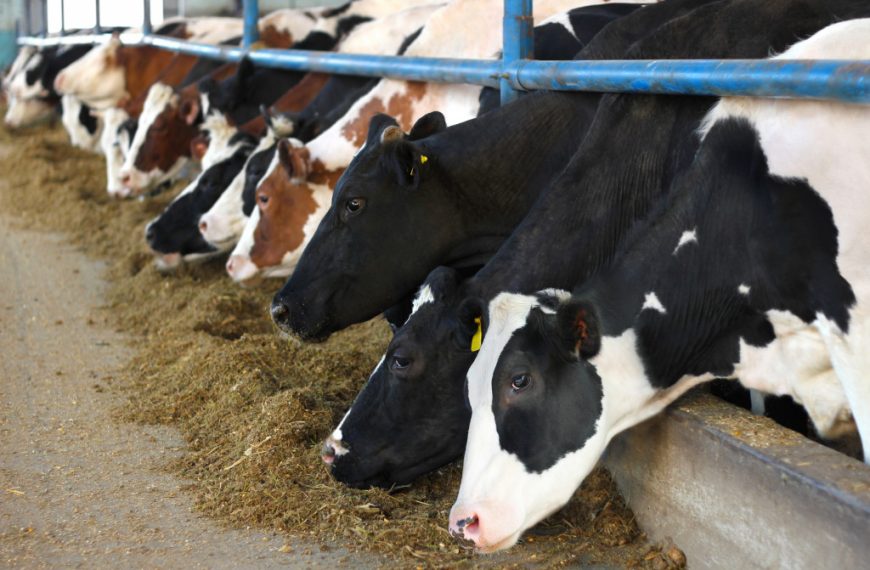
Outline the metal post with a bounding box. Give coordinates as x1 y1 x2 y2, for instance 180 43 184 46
23 0 31 36
501 0 533 105
40 0 48 36
95 0 101 33
142 0 152 34
242 0 259 49
59 0 65 35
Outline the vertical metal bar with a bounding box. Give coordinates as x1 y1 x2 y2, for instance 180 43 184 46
501 0 533 105
59 0 65 35
95 0 101 32
40 0 48 36
23 0 31 36
242 0 259 49
143 0 152 34
179 0 185 18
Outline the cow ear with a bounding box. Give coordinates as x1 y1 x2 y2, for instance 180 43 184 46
277 139 310 180
381 139 431 188
190 134 209 161
180 97 200 125
366 113 401 146
456 296 486 352
408 111 446 141
556 299 601 360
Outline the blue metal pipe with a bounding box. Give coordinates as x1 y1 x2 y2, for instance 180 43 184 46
242 0 259 49
142 0 152 35
16 33 870 103
501 0 533 105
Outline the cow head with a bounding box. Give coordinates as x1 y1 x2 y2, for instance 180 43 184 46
198 134 278 250
323 267 478 488
450 290 610 552
53 34 126 108
145 139 253 270
3 95 55 129
270 111 449 341
120 83 200 195
225 138 331 283
98 107 137 197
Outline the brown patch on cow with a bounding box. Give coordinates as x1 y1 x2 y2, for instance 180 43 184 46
309 159 344 190
249 162 319 269
118 46 179 101
340 81 428 148
259 25 294 48
132 63 238 173
133 90 200 173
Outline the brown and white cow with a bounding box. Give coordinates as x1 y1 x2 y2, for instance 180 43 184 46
225 0 590 283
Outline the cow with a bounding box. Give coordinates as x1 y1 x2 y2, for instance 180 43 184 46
195 3 445 258
52 22 198 108
270 0 697 336
145 130 257 270
450 17 870 552
4 42 94 128
225 0 597 284
318 0 718 490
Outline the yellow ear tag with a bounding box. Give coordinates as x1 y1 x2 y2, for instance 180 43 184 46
420 155 428 164
471 317 482 352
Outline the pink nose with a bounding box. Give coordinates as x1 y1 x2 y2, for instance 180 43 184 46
198 218 208 233
120 173 132 186
226 254 258 283
54 73 65 92
449 507 482 547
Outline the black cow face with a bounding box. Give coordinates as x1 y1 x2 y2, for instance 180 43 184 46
271 111 449 341
325 267 478 488
491 297 604 473
146 144 252 258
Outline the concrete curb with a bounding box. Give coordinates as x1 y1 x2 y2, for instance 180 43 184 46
603 393 870 569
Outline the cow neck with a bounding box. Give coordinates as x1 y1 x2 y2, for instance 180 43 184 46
437 90 602 272
123 47 177 101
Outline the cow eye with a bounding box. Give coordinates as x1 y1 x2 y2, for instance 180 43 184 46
390 355 411 370
511 374 532 392
345 197 366 215
258 194 269 205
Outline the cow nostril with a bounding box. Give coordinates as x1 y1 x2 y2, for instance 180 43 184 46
225 257 235 273
198 219 208 233
321 442 336 465
271 300 289 323
120 173 131 186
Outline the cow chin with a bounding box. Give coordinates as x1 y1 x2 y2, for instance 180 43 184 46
153 252 182 272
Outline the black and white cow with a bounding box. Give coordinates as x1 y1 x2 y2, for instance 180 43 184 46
145 131 256 270
4 43 93 128
450 18 870 552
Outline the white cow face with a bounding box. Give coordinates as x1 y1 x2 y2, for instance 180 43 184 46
4 95 55 129
99 107 135 197
53 36 125 108
450 291 613 552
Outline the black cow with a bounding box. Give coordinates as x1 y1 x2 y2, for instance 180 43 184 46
270 0 710 341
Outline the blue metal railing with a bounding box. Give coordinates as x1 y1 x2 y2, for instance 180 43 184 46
14 0 870 104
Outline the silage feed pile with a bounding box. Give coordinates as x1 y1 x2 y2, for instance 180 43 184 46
0 120 686 568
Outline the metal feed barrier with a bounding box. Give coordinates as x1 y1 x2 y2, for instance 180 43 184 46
14 0 870 105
